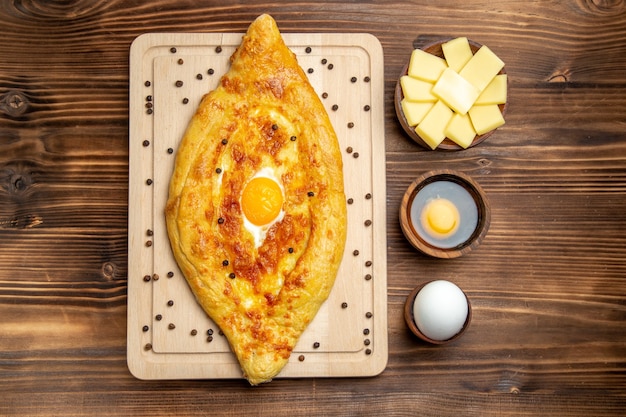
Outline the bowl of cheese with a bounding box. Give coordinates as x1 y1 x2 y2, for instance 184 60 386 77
394 37 508 150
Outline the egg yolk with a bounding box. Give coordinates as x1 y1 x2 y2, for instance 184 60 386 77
420 197 460 238
241 177 284 226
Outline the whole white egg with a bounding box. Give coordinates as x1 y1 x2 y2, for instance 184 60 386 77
412 280 469 341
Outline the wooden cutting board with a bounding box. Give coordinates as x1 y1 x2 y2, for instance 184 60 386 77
127 31 387 381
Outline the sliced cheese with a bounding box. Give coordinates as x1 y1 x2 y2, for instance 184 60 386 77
459 45 505 91
401 99 434 127
442 37 473 72
432 67 480 115
475 74 507 105
408 48 448 82
445 112 476 149
415 101 454 150
400 75 437 102
468 104 505 135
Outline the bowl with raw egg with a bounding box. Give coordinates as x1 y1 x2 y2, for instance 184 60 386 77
399 170 491 258
394 37 508 150
404 280 472 344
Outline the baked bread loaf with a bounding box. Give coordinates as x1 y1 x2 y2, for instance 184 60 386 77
165 14 347 385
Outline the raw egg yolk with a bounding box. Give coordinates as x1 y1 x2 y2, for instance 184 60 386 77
420 197 460 238
241 177 283 226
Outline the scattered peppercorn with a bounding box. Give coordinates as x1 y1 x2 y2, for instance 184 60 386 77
313 342 320 349
217 217 224 224
347 122 354 128
322 92 328 99
152 274 159 281
221 138 228 145
196 73 203 80
177 58 184 65
364 76 371 82
288 247 294 254
142 325 149 332
168 323 176 329
298 355 305 362
307 191 315 197
167 300 174 307
229 272 236 279
346 147 353 154
145 240 152 247
347 198 354 204
353 250 359 256
365 260 372 267
144 343 152 351
331 104 338 111
365 349 372 355
146 179 153 185
327 63 334 70
167 148 174 154
147 229 153 236
341 302 348 308
143 275 151 282
353 152 359 158
175 80 183 87
146 95 152 101
215 46 222 53
143 140 150 147
305 46 312 53
191 329 198 336
363 329 370 335
222 260 229 266
307 68 314 74
364 339 371 346
215 167 222 174
321 58 327 64
365 274 372 281
290 136 297 141
366 312 373 318
182 98 189 104
207 329 214 336
365 193 372 199
144 81 151 87
364 105 371 111
146 109 153 115
155 314 162 321
208 68 214 75
170 47 177 53
271 123 278 130
207 336 213 342
350 76 357 83
364 219 372 226
167 271 174 278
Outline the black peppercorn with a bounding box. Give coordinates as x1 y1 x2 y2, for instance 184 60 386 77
229 272 236 279
167 271 174 278
175 80 183 87
222 260 229 266
217 217 224 224
341 302 348 308
215 46 222 53
305 46 312 53
142 325 149 332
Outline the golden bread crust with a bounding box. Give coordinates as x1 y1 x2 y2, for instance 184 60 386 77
165 14 347 385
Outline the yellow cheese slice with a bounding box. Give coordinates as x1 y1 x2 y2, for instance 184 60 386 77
432 67 480 115
400 75 437 102
468 104 505 135
415 101 454 149
445 112 476 149
442 37 473 72
401 99 434 126
459 45 505 92
475 74 507 105
408 48 448 82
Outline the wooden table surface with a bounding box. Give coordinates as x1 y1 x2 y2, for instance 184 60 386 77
1 1 625 415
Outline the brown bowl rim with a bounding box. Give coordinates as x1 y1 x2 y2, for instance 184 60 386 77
394 38 508 151
399 169 491 258
403 280 473 344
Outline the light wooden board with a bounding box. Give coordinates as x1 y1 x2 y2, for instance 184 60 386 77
127 31 387 381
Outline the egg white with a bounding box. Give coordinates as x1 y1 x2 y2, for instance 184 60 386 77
241 167 285 248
